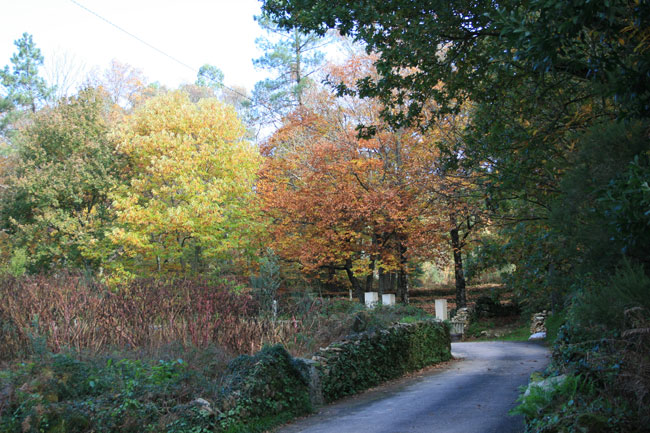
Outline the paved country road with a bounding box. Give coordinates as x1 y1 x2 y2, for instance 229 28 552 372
274 341 550 433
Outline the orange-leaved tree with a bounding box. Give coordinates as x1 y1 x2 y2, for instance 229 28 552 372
259 54 448 302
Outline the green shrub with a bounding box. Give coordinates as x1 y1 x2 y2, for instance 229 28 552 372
0 345 313 433
512 373 635 433
569 260 650 339
544 311 566 346
518 259 650 433
0 353 204 433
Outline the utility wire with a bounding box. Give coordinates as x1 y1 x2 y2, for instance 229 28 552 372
68 0 284 125
69 0 196 73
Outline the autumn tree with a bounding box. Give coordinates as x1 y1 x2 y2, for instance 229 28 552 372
261 0 650 310
0 88 121 272
86 59 148 111
108 91 261 280
259 56 446 302
408 112 487 309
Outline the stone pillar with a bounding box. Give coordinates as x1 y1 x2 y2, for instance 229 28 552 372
382 294 396 306
364 292 379 308
435 299 448 320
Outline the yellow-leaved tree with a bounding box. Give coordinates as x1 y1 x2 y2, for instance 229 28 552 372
108 91 261 281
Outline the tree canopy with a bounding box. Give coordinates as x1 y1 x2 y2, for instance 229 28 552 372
108 91 261 280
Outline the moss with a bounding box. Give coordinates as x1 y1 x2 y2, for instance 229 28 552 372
219 345 311 430
316 320 451 402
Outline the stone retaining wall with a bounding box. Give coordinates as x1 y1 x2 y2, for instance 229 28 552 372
303 320 452 403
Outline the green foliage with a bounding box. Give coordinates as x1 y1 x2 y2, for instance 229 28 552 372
364 304 432 330
195 64 224 90
0 88 121 273
1 247 28 277
521 261 650 432
250 249 281 313
316 320 451 402
550 121 650 275
251 13 328 124
568 260 650 340
465 320 496 339
599 154 650 266
0 345 313 433
544 312 566 347
0 32 51 136
511 374 633 433
0 352 207 433
262 0 649 123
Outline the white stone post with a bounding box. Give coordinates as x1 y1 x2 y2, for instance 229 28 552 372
382 294 396 306
435 299 448 320
364 292 379 308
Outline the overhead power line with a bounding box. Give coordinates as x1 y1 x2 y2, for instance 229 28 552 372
69 0 196 73
68 0 284 125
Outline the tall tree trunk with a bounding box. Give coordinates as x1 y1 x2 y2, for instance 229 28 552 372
396 243 409 304
344 259 364 303
450 218 467 309
378 267 386 300
294 29 303 106
365 257 375 292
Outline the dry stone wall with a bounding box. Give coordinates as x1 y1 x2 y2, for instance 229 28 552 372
308 320 451 403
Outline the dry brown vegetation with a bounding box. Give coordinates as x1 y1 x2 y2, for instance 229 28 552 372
0 273 357 362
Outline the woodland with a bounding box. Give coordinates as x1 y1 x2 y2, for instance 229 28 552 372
0 1 649 432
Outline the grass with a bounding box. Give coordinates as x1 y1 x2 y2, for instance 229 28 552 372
494 321 530 341
464 315 529 341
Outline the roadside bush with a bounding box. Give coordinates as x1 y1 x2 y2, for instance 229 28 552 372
512 373 635 433
518 260 650 432
0 352 211 433
568 260 650 338
473 295 520 319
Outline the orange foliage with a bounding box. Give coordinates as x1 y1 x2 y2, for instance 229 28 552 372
258 54 454 297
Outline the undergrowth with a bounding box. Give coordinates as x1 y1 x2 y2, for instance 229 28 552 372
0 345 312 433
513 261 650 432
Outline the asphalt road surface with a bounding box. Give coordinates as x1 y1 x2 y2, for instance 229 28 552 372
274 341 550 433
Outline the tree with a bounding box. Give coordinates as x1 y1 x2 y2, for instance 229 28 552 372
261 0 649 122
1 33 52 137
109 91 261 280
251 13 330 126
181 65 255 135
86 59 148 110
196 64 224 90
44 49 88 101
261 0 650 308
0 88 121 272
259 55 447 303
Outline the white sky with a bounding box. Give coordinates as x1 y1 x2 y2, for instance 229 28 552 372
0 0 270 92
